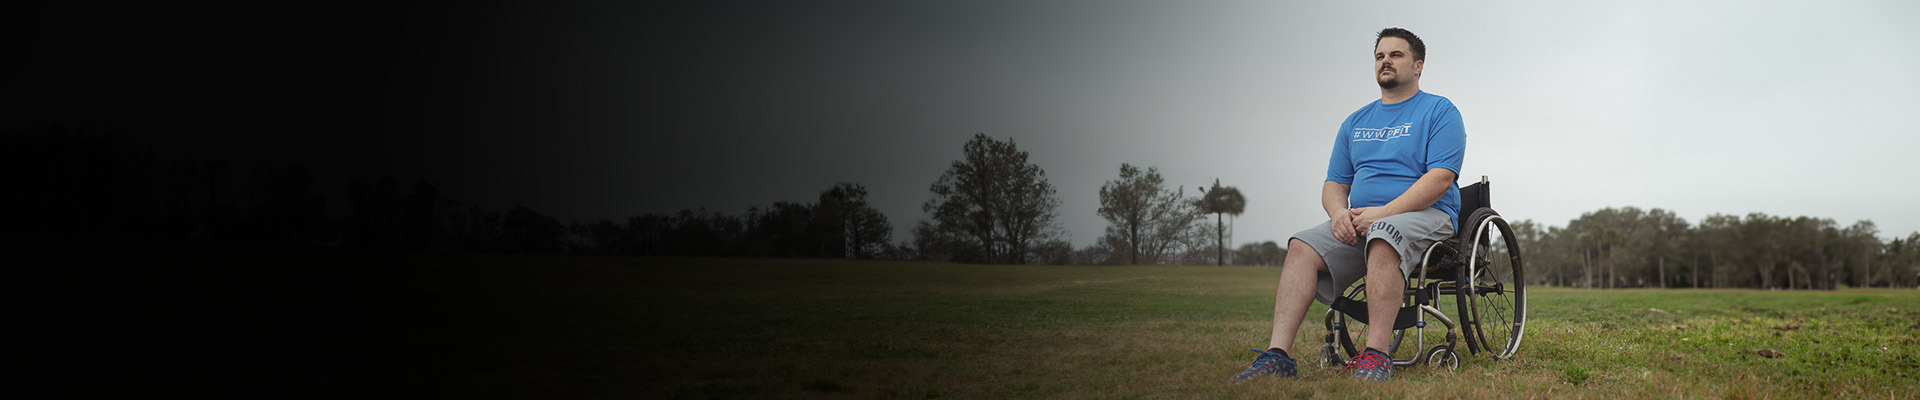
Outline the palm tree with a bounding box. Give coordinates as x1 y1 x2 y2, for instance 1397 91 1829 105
1197 179 1246 266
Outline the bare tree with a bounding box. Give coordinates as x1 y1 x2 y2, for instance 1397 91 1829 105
920 134 1063 264
1096 164 1197 265
816 182 892 259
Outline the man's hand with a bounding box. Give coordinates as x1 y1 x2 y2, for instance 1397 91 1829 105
1350 206 1393 237
1349 168 1454 238
1329 208 1358 245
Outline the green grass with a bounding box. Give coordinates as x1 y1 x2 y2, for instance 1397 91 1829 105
40 245 1915 398
593 257 1919 399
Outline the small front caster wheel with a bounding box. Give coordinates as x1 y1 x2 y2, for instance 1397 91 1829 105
1426 345 1460 370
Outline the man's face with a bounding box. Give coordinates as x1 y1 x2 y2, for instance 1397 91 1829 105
1374 37 1421 90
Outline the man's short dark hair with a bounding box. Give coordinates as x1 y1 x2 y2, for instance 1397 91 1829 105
1375 27 1425 61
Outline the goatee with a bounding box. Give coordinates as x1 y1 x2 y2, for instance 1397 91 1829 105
1377 74 1400 90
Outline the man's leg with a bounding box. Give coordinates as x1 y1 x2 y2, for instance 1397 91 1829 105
1363 238 1406 353
1267 238 1328 353
1234 237 1325 382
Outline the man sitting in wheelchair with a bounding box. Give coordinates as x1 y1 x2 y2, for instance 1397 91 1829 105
1231 27 1463 383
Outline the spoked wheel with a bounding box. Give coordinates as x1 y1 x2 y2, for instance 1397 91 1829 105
1461 208 1527 359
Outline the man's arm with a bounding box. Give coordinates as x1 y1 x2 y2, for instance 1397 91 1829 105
1323 180 1357 245
1352 168 1457 234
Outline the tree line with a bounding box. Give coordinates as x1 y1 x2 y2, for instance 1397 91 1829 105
19 126 1915 285
1512 207 1920 290
2 127 896 260
914 134 1920 287
3 127 1269 265
908 134 1273 266
587 183 897 258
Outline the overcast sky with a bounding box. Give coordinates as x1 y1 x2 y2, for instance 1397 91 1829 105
9 0 1920 248
617 0 1920 247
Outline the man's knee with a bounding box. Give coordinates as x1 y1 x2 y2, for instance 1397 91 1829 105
1289 238 1315 255
1364 238 1407 286
1287 238 1327 272
1366 238 1398 265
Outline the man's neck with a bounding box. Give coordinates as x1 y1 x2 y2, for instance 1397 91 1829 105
1380 84 1420 104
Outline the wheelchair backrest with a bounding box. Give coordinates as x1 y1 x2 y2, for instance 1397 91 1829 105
1456 178 1489 237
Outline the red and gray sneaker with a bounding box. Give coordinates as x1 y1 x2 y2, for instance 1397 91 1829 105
1348 348 1393 381
1229 348 1298 383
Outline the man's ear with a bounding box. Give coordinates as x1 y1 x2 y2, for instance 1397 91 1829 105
1414 60 1424 77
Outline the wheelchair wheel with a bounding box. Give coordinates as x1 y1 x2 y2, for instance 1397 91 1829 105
1462 208 1527 359
1424 345 1459 370
1319 344 1341 368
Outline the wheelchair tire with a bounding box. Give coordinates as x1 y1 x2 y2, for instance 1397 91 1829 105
1461 207 1528 360
1425 345 1460 370
1319 344 1342 368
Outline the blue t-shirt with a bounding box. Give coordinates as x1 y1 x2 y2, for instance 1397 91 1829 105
1325 90 1466 223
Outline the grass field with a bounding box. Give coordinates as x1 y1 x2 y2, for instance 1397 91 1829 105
23 246 1920 398
617 257 1919 399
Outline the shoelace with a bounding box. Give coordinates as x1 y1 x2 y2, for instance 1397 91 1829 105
1347 351 1387 371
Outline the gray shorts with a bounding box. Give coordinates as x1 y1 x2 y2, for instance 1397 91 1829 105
1290 207 1455 305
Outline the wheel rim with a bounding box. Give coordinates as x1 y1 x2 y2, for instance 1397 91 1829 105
1426 346 1457 369
1467 213 1527 359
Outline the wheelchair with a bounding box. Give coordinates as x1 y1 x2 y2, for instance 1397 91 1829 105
1317 176 1527 370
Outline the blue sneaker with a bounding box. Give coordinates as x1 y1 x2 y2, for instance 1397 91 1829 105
1349 348 1393 381
1230 348 1297 383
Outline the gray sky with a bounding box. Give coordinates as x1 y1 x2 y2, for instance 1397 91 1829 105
613 0 1920 247
620 0 1920 247
14 1 1916 248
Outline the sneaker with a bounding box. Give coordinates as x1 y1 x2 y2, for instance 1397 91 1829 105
1230 348 1297 383
1349 348 1393 381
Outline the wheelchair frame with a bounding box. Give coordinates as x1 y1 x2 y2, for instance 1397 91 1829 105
1317 175 1528 370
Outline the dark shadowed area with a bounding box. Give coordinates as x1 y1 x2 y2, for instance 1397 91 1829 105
10 0 1920 397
